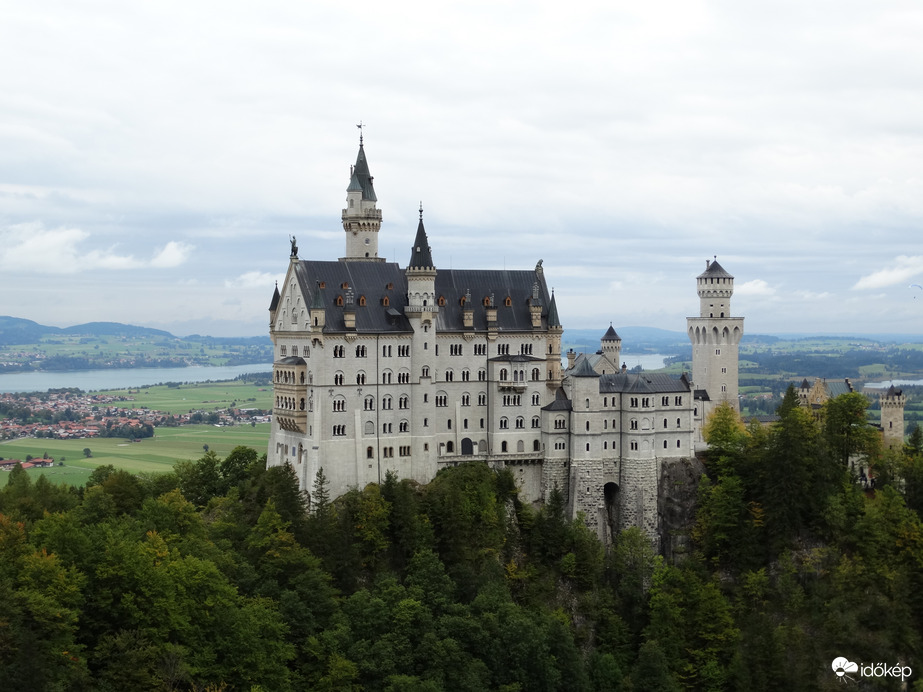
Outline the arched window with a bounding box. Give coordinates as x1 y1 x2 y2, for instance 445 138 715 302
501 441 508 452
336 295 344 306
358 295 367 306
504 296 512 307
367 446 374 459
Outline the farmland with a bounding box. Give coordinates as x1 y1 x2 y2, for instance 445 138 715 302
0 422 271 486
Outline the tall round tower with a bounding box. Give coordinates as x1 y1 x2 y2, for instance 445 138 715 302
687 258 744 414
341 133 384 261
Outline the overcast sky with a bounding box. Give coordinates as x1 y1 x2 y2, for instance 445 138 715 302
2 1 922 338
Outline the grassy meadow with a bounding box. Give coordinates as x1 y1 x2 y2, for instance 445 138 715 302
1 423 271 486
99 379 273 414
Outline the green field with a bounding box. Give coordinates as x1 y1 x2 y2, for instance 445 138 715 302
99 380 273 414
1 423 270 486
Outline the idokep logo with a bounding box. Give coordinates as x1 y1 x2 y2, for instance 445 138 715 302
831 657 858 683
831 657 912 684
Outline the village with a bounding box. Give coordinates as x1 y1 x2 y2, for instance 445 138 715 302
0 387 271 469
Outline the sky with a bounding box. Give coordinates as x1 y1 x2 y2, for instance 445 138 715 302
2 1 923 338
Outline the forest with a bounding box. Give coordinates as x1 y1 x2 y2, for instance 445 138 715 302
2 388 923 691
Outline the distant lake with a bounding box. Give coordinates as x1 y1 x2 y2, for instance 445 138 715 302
0 364 272 394
865 379 923 388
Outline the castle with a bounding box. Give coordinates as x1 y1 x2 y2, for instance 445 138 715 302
266 137 743 545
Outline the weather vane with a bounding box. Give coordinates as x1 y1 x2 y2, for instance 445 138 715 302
356 121 364 144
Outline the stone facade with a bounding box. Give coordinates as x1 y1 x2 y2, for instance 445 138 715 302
266 138 740 546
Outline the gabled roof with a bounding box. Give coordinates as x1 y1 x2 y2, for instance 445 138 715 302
293 259 555 335
571 357 600 378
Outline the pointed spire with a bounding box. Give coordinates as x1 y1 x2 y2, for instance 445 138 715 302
269 281 280 311
408 204 434 269
349 132 377 202
547 290 561 328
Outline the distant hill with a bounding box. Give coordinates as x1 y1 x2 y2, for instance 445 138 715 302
0 316 270 346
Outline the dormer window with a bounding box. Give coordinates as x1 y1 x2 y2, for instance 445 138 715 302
336 295 344 306
341 282 349 289
438 295 446 307
386 282 393 290
382 296 390 307
504 296 512 307
319 281 326 289
482 296 491 307
460 296 466 306
358 295 367 306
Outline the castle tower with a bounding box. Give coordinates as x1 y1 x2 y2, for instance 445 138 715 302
341 134 384 261
546 291 563 389
880 385 906 450
687 258 744 415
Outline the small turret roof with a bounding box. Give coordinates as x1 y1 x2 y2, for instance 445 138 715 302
310 283 325 309
547 292 561 328
408 217 434 269
269 283 280 312
698 258 733 280
602 325 620 341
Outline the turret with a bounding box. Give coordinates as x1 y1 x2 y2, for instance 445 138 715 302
268 282 280 332
880 385 906 450
601 324 621 364
404 206 437 315
341 133 384 261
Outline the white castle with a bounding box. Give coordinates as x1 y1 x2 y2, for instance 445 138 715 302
266 137 743 544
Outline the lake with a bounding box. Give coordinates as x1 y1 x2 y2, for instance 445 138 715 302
0 363 273 394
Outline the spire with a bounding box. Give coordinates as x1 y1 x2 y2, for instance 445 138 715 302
547 290 561 328
408 203 434 269
350 141 377 202
310 282 325 309
269 281 280 311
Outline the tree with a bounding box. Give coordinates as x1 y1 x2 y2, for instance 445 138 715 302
83 447 92 458
823 392 880 470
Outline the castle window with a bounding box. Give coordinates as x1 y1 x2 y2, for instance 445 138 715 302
387 282 393 290
356 372 366 385
364 396 375 411
504 296 512 307
532 393 540 406
630 419 638 430
319 281 326 289
333 345 345 358
333 398 346 412
534 440 541 451
447 420 452 430
446 441 454 453
675 396 682 406
445 370 454 382
422 366 430 378
677 418 681 428
382 396 392 410
585 398 590 409
280 346 287 357
399 395 409 409
334 371 344 385
462 393 470 406
501 441 508 452
341 282 349 289
516 417 524 429
367 446 374 459
483 296 490 307
586 443 590 452
358 295 366 306
664 419 668 428
356 345 367 357
336 295 344 306
585 421 590 431
438 295 446 306
630 397 638 408
292 346 298 356
382 296 390 307
400 420 409 432
532 416 540 428
677 440 681 448
478 393 487 406
333 425 346 436
462 369 470 381
500 417 509 429
531 368 540 381
478 369 487 381
630 441 638 451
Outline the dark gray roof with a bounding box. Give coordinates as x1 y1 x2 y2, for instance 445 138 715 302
408 218 434 269
433 267 553 333
351 143 377 202
297 261 413 334
602 325 620 341
542 387 572 412
489 354 543 363
698 259 733 280
600 372 690 394
547 292 561 328
886 384 903 397
294 260 554 335
269 283 280 312
571 357 600 378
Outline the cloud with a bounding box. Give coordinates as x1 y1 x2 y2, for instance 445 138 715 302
225 271 283 290
150 241 195 268
736 279 775 296
0 223 193 273
853 255 923 290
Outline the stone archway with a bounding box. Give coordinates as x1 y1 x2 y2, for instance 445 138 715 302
461 437 474 455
